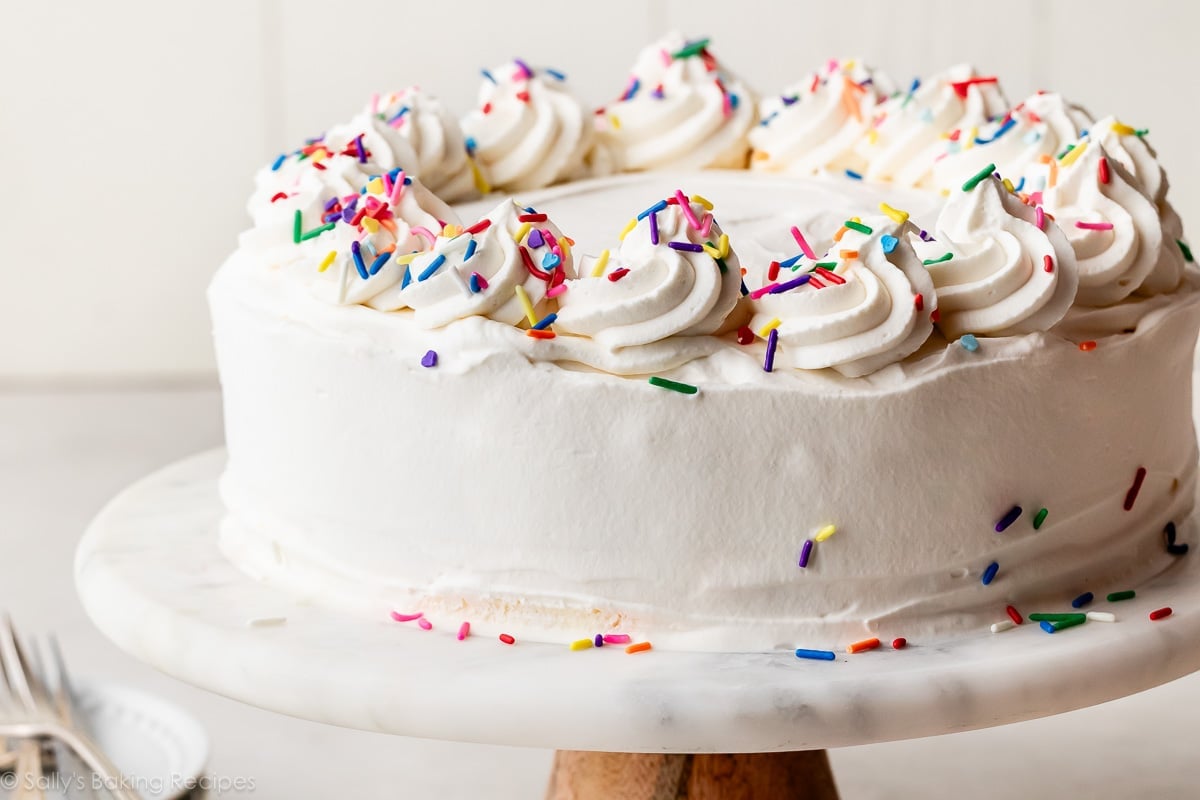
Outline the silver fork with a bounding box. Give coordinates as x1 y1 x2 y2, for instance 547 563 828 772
0 617 140 800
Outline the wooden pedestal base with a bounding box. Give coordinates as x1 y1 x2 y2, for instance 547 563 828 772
545 750 839 800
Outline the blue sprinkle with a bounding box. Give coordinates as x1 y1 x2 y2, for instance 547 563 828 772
387 106 410 124
908 77 921 94
368 251 391 275
421 350 438 368
417 253 446 282
403 176 412 185
545 68 566 81
981 561 1000 586
959 334 979 352
1014 176 1026 192
469 273 482 293
481 69 496 84
880 235 899 254
729 93 739 109
270 154 286 171
739 280 749 297
845 169 863 180
464 239 478 262
1072 592 1094 609
531 313 557 331
401 265 412 289
362 239 377 257
795 648 836 662
351 241 368 280
465 136 477 155
760 111 779 127
637 199 669 220
542 252 561 270
528 229 545 249
779 254 803 269
976 117 1016 145
1040 620 1058 634
622 78 641 101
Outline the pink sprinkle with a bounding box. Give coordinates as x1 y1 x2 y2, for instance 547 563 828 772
675 190 702 229
369 92 379 114
790 225 817 260
457 622 471 641
659 49 672 67
1035 206 1045 230
699 213 714 238
391 611 423 623
718 80 732 118
1076 221 1114 231
603 634 632 645
389 170 406 205
749 283 779 300
546 284 568 298
471 272 489 290
410 226 437 247
417 618 433 631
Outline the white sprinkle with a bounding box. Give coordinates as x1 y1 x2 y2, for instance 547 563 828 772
990 620 1015 633
1086 611 1116 623
247 617 287 628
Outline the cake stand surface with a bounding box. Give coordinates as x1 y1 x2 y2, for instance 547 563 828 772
76 449 1200 755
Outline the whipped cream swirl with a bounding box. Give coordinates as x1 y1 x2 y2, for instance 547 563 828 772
460 60 599 192
913 172 1079 339
748 215 937 377
859 65 1008 187
749 58 890 177
370 87 480 202
1039 139 1172 306
555 193 742 347
600 33 756 171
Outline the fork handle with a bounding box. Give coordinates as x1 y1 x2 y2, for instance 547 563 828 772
52 727 142 800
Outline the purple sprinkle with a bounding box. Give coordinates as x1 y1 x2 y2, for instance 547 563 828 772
919 229 934 242
798 539 814 568
764 328 779 373
995 505 1022 533
594 633 604 648
649 211 660 245
420 350 438 368
514 59 533 79
668 241 704 253
323 196 340 211
354 135 367 163
528 229 544 248
770 274 811 294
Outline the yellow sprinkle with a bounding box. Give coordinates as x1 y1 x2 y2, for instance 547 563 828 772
717 233 730 259
878 202 909 224
689 194 714 211
940 188 951 197
758 318 782 338
1111 121 1137 136
702 243 722 259
361 217 380 233
318 250 338 272
965 126 978 149
1059 140 1088 167
1002 177 1015 193
468 156 490 194
311 147 328 162
845 59 856 71
569 638 594 651
394 251 420 265
513 222 532 243
867 129 879 145
442 224 462 238
366 177 384 195
815 524 837 543
618 217 637 241
560 238 572 266
591 249 611 278
609 114 621 130
515 285 537 325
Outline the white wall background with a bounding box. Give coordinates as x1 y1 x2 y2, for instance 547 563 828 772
3 0 1197 381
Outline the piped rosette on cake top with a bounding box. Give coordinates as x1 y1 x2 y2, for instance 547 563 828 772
598 33 756 171
910 164 1079 341
749 58 892 178
856 67 1009 188
369 87 482 202
460 59 604 192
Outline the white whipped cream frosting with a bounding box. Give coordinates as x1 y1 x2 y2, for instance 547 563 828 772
747 214 937 377
555 194 741 347
600 33 756 171
915 173 1079 339
749 58 891 177
369 87 479 202
460 60 600 192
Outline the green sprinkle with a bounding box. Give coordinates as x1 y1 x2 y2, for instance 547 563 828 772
1107 590 1136 602
961 163 997 192
1135 128 1149 137
1179 239 1194 263
1056 143 1076 160
715 257 728 274
1033 508 1049 529
648 376 698 395
300 222 336 241
812 261 839 270
1046 616 1086 632
292 209 302 244
671 38 710 59
844 220 873 235
923 253 954 266
1029 613 1087 622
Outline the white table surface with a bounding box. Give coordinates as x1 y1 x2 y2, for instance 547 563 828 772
6 385 1200 799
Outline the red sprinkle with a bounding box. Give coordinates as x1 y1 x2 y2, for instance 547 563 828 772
1124 466 1147 511
517 213 548 222
930 309 941 323
1079 340 1097 351
814 267 846 285
499 633 516 645
736 326 755 345
949 76 998 99
466 219 492 235
913 293 924 311
516 91 531 103
519 246 552 280
312 161 327 171
526 329 556 340
1044 254 1054 273
608 267 631 282
1098 156 1111 185
1150 607 1173 621
808 276 826 289
891 637 907 650
767 260 781 281
270 191 289 203
1006 605 1023 625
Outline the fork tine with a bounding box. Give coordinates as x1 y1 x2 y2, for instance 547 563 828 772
43 635 74 725
0 614 37 712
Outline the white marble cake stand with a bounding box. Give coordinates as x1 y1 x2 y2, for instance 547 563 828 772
76 449 1200 760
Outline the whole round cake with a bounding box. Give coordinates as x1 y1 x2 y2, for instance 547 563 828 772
211 35 1200 653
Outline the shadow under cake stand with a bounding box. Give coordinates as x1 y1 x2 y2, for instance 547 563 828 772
76 449 1200 799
